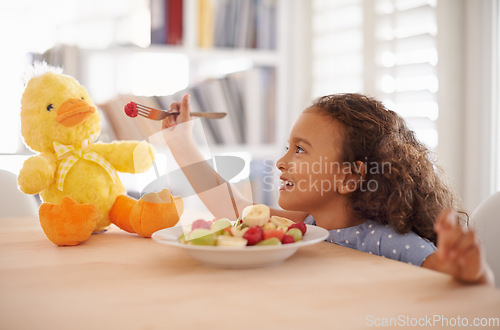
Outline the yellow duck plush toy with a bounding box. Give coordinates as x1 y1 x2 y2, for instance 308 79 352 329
18 68 183 246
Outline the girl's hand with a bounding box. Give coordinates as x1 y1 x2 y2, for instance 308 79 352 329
431 209 494 285
161 94 192 129
161 94 194 144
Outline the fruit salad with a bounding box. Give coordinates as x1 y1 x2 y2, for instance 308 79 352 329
177 204 307 247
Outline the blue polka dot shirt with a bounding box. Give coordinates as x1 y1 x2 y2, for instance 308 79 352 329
304 215 436 266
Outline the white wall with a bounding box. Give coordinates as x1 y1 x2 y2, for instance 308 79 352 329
437 0 499 212
436 0 465 203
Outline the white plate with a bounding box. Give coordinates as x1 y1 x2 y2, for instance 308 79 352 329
152 225 329 268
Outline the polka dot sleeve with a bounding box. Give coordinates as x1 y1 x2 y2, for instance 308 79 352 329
304 215 316 225
304 216 436 267
377 229 436 266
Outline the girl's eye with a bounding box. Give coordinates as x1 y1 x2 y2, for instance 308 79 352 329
46 104 53 111
295 145 305 153
285 145 305 153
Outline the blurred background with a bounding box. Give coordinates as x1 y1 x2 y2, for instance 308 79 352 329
0 0 498 213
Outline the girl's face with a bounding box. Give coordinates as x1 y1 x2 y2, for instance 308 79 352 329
276 108 347 213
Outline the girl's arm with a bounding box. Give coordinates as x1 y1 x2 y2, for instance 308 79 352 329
421 209 495 286
161 94 308 222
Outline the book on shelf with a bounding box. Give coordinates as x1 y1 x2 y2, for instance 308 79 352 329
213 0 230 48
167 0 183 45
256 0 277 50
184 91 218 146
261 68 276 143
235 0 256 48
203 78 241 144
220 76 246 142
190 84 224 144
198 0 215 48
151 0 167 44
230 68 262 145
150 0 183 45
212 0 275 49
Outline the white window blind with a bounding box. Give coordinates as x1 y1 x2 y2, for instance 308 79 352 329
312 0 439 148
312 0 364 96
373 0 438 148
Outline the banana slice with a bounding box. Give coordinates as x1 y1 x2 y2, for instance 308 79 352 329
262 221 277 231
217 235 247 247
231 226 249 237
242 204 271 227
270 215 295 228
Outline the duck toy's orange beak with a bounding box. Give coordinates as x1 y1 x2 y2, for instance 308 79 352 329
56 98 95 127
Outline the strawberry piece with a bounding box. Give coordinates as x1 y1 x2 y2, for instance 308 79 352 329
288 222 307 235
124 102 138 117
242 226 264 246
191 219 211 230
263 229 285 241
281 234 295 244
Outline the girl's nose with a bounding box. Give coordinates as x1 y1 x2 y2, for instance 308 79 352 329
276 153 287 171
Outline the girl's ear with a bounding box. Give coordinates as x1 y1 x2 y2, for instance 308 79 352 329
338 161 366 195
354 161 366 180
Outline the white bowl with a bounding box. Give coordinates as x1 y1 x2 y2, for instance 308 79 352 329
152 225 329 268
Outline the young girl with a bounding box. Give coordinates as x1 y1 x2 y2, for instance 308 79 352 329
161 93 494 286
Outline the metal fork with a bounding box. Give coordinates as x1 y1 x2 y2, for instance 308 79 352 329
128 102 227 121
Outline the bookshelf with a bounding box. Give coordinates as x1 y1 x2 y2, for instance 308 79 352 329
35 0 311 207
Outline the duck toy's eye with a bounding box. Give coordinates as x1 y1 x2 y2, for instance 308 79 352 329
46 104 54 111
81 97 84 100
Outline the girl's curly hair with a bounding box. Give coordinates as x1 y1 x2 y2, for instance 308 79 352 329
312 93 466 244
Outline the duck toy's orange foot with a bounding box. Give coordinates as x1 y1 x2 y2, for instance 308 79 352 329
39 196 98 246
110 189 183 238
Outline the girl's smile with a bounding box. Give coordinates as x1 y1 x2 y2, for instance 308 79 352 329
278 177 295 191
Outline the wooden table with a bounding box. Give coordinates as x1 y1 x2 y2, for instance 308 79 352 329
1 216 499 330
